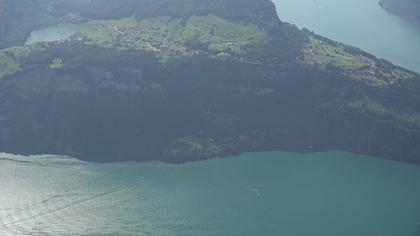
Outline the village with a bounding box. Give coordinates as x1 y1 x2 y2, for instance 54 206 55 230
303 36 413 85
58 15 268 65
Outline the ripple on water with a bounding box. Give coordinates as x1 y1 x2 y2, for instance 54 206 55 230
1 152 420 235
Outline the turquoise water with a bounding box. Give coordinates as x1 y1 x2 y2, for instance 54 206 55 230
25 26 77 45
1 152 419 235
273 0 420 73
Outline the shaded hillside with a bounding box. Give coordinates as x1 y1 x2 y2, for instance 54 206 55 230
380 0 420 22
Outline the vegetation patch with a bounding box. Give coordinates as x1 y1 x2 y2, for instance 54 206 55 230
348 96 389 114
304 37 365 70
348 96 420 128
0 49 20 78
304 36 418 86
183 15 266 54
0 44 47 78
399 113 420 127
49 58 65 69
64 15 266 60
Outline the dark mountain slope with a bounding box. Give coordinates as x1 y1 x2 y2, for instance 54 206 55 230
380 0 420 22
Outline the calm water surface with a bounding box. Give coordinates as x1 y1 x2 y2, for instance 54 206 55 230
273 0 420 73
1 152 419 235
25 26 77 45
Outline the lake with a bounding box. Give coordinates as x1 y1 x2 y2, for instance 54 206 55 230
1 152 419 235
273 0 420 73
25 26 77 45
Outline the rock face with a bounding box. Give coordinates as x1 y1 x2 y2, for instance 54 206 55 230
380 0 420 22
0 0 419 164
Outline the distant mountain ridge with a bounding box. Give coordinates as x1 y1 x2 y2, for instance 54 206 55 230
380 0 420 22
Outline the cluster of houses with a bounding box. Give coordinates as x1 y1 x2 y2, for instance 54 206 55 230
306 39 395 82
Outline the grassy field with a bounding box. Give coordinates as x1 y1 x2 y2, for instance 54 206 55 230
0 15 266 78
304 37 365 70
304 36 417 85
66 15 266 57
183 15 266 53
